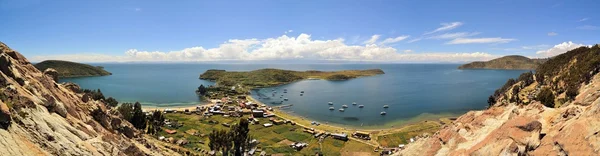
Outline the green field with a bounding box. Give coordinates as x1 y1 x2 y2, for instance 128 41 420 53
157 113 376 155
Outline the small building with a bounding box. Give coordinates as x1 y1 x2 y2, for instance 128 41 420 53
164 109 174 113
252 110 264 118
165 129 177 134
331 133 348 141
353 131 371 140
398 144 406 149
263 123 273 127
272 119 285 125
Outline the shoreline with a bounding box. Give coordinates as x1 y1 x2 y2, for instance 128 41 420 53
247 96 459 131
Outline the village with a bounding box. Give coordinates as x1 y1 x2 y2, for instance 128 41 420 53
145 90 439 156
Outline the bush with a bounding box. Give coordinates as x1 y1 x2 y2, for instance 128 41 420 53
117 103 134 121
537 88 555 107
105 97 118 107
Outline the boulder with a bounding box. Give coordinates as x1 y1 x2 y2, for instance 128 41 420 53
0 100 11 129
111 117 122 129
82 93 91 103
62 82 82 93
54 102 68 118
121 126 136 139
43 68 59 82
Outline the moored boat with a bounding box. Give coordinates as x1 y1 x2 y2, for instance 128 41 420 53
380 111 386 115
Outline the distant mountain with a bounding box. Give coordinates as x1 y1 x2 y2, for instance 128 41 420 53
34 60 111 78
458 55 547 70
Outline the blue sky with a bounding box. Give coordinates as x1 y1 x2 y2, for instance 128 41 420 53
0 0 598 62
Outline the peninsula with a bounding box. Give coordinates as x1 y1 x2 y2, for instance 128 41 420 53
199 68 385 87
34 60 112 78
458 55 546 70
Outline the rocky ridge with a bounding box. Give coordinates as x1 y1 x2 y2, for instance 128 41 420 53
0 42 178 155
398 45 600 155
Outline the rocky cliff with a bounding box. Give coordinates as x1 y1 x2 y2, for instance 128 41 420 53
398 45 600 155
0 42 178 155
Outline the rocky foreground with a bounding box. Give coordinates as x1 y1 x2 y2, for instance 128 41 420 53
399 46 600 155
0 42 178 155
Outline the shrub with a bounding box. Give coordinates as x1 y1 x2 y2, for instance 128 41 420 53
105 97 118 107
537 88 555 108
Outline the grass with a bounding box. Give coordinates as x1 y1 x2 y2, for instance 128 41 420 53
157 112 374 155
375 121 442 147
199 68 385 87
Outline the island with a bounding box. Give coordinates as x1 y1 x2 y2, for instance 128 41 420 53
458 55 547 70
199 68 385 87
34 60 112 78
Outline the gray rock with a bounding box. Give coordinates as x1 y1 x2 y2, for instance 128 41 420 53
43 68 59 82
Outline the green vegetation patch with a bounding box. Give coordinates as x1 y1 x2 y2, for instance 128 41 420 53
199 68 385 87
34 60 111 78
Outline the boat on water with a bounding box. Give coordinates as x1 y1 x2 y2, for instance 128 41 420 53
329 107 334 110
342 105 348 108
383 105 389 108
339 108 345 112
300 94 303 96
380 111 386 115
352 102 357 105
328 102 333 105
284 98 288 101
301 91 305 93
358 105 364 108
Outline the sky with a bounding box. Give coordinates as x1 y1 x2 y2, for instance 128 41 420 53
0 0 598 63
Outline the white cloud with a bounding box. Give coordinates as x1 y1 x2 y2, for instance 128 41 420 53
424 22 463 35
446 37 516 44
403 49 413 53
407 38 423 43
536 41 588 57
577 25 599 30
547 32 558 36
284 30 294 34
578 18 589 22
504 44 550 51
30 33 497 63
427 32 480 39
363 35 381 45
134 8 141 11
380 35 410 45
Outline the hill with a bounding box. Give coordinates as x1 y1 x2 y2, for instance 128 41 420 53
34 60 111 78
398 44 600 155
458 55 547 70
199 68 385 87
0 42 180 155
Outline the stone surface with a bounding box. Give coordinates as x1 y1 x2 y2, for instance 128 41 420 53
42 68 59 82
0 42 178 155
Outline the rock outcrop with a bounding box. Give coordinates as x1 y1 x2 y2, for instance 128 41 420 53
398 45 600 155
0 42 177 155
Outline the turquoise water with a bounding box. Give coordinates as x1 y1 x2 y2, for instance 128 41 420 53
60 64 528 127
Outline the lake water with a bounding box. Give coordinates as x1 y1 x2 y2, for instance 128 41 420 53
60 64 528 128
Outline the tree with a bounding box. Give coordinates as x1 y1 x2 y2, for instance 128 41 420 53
198 84 208 95
117 103 134 121
147 110 164 134
232 119 250 156
92 89 105 101
131 102 147 130
105 97 118 107
208 119 253 156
